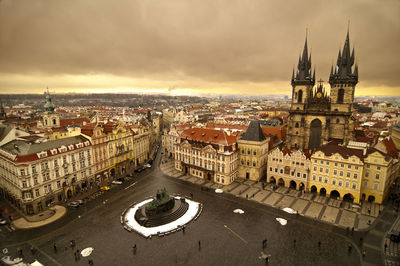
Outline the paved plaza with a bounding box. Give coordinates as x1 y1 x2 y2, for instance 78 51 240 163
0 151 398 265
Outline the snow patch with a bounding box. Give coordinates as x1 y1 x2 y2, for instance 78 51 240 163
81 247 94 257
282 207 297 214
233 209 244 214
276 218 287 225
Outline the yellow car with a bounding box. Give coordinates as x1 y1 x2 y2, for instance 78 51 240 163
100 186 110 191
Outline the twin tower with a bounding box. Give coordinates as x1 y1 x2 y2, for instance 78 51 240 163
286 29 359 150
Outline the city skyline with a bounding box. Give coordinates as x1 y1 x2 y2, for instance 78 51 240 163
0 0 399 96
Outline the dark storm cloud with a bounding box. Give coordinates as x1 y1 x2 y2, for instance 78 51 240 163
0 0 399 87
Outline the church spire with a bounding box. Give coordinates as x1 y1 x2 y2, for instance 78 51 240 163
329 28 358 86
292 31 315 86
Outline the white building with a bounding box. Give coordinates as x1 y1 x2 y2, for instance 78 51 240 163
0 135 94 214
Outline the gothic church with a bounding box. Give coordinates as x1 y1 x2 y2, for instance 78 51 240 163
285 29 358 150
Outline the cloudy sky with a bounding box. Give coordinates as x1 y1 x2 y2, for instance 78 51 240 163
0 0 399 96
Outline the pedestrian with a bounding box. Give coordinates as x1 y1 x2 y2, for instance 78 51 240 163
53 243 57 253
88 259 94 266
367 209 371 215
198 240 201 250
362 250 366 258
367 220 371 225
384 242 388 252
76 249 80 260
30 245 35 255
293 239 296 247
348 244 352 253
182 225 185 233
318 241 321 248
359 237 363 245
132 244 136 255
246 194 248 199
74 250 77 261
17 247 23 256
190 193 193 199
265 256 269 264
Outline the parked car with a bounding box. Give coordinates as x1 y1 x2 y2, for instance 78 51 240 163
390 230 400 243
144 163 152 168
100 186 110 191
0 218 7 225
67 201 80 208
112 180 122 185
76 200 84 205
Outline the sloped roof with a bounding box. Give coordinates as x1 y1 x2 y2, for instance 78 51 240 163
1 135 91 163
180 128 238 146
240 121 266 141
261 126 286 141
318 141 364 160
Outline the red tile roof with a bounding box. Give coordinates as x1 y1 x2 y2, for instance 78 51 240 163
382 137 399 157
205 122 247 131
318 142 364 160
60 117 90 127
261 127 286 141
180 128 238 146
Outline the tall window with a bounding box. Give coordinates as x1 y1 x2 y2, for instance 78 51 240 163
298 90 303 103
337 88 344 103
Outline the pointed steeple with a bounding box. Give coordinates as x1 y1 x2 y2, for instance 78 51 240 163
329 28 358 86
291 67 295 81
354 64 358 76
292 31 315 86
312 68 316 81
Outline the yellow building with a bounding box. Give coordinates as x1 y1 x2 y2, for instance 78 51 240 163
361 138 399 203
104 122 134 180
128 123 150 167
237 121 270 181
390 122 400 150
309 142 364 203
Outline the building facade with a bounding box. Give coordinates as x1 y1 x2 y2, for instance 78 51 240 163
237 121 270 181
0 135 94 214
81 124 109 185
286 31 357 150
267 148 311 190
309 142 364 203
105 122 134 180
174 128 239 185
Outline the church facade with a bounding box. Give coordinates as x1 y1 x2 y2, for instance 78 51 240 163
285 30 358 150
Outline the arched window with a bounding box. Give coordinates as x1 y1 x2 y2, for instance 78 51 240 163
337 88 344 103
295 122 299 128
298 90 303 103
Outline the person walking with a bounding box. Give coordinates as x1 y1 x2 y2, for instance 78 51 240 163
76 249 80 260
293 239 296 247
318 241 321 248
198 240 201 250
132 244 136 255
362 250 366 258
348 244 352 254
53 243 57 253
